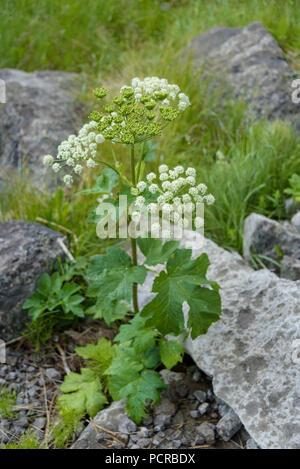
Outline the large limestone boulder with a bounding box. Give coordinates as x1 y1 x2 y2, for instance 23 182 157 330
184 22 299 130
138 230 300 449
0 221 67 341
0 69 85 189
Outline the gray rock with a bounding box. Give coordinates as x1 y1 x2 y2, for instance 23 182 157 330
154 398 176 417
118 416 137 434
280 255 300 281
243 212 300 271
190 410 199 419
95 430 107 442
138 427 151 438
0 221 66 341
216 399 231 418
181 231 300 449
0 69 85 189
28 386 38 398
196 422 216 445
159 370 188 400
45 368 61 381
153 414 172 430
71 399 127 449
246 438 259 449
159 369 185 385
216 408 242 441
33 417 46 430
136 437 151 448
32 417 46 438
198 402 210 416
291 211 300 233
171 440 182 449
285 198 300 217
193 390 207 403
138 229 300 449
192 370 201 382
183 22 299 130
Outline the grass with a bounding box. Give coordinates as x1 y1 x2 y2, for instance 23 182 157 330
0 0 299 255
2 432 43 449
1 0 300 75
0 387 18 419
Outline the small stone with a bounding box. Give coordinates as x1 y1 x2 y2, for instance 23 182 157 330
192 370 201 382
216 408 242 442
142 416 153 426
33 417 46 431
196 422 216 445
153 414 172 429
198 402 209 415
28 386 38 398
217 402 231 417
14 416 28 428
6 356 18 367
136 437 150 448
190 410 199 419
137 427 151 438
172 440 182 449
193 390 207 403
154 398 176 417
27 366 36 373
45 368 61 380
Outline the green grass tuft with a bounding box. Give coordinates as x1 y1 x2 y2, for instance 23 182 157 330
0 387 18 419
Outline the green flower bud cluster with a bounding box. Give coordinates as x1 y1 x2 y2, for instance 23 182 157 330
42 77 190 185
89 77 190 145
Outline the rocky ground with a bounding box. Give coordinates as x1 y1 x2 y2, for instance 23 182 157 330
72 364 252 450
0 331 254 449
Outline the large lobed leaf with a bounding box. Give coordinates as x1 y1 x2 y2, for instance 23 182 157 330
141 248 221 338
137 238 179 266
59 368 107 418
86 247 147 324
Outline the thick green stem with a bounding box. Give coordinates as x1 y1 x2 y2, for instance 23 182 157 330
130 144 139 314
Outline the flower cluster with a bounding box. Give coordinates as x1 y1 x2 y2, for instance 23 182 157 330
92 76 190 146
43 120 104 186
42 77 190 186
130 165 215 236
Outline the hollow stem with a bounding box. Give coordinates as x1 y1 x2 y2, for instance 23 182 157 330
130 144 139 314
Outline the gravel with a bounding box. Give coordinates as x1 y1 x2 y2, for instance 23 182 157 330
1 343 253 449
0 346 62 446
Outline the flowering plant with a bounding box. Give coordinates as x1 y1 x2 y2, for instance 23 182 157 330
43 77 221 423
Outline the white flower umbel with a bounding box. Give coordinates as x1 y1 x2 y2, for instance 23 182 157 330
42 77 190 186
130 165 215 238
